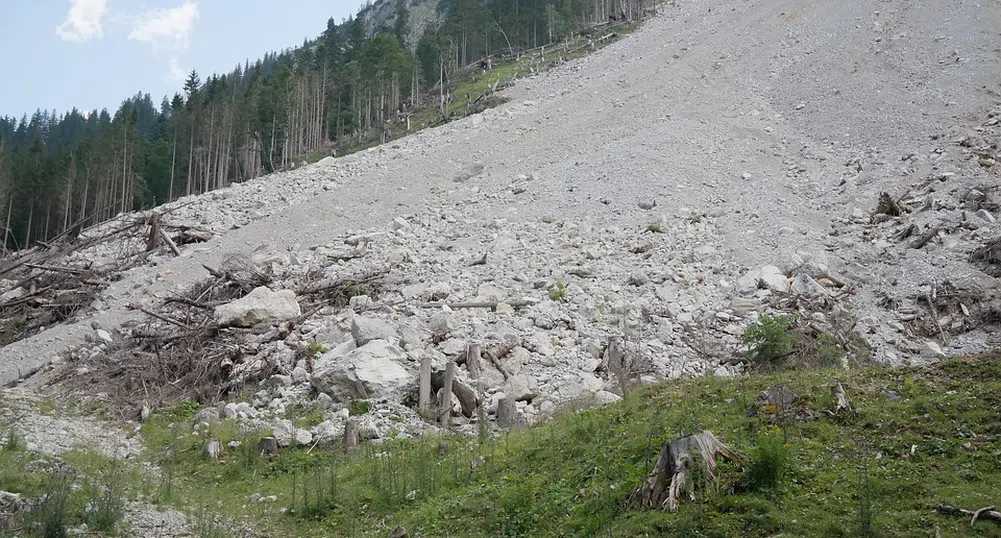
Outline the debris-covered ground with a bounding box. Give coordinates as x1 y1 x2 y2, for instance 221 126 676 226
1 0 1000 535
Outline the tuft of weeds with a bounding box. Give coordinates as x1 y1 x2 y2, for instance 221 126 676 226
3 427 23 452
306 341 328 358
291 464 339 520
191 504 229 538
29 471 74 538
348 399 371 417
855 458 879 538
745 429 790 493
548 281 568 302
645 223 664 234
84 460 127 534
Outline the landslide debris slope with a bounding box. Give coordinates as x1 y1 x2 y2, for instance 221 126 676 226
3 0 998 383
2 0 1001 535
3 0 998 381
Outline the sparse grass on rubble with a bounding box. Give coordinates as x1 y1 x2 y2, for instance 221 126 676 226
126 354 1001 537
0 448 136 537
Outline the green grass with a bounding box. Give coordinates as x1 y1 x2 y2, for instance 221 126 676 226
128 354 1001 537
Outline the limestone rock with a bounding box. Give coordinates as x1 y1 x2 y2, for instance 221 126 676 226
759 266 789 294
273 420 313 447
351 316 398 346
312 340 411 400
504 374 539 402
428 311 455 338
593 390 622 404
790 273 828 298
215 287 301 327
736 270 760 294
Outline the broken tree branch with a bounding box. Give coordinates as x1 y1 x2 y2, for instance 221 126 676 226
932 503 1001 525
911 225 942 249
418 299 538 310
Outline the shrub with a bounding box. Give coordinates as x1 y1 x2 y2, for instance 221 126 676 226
548 281 567 302
645 223 664 234
3 427 23 452
746 431 790 493
307 341 328 358
742 315 797 365
85 461 126 534
167 400 201 420
348 400 371 416
30 471 74 538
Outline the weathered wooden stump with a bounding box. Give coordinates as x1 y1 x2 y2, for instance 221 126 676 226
205 438 223 459
258 437 279 457
630 430 743 511
344 418 359 454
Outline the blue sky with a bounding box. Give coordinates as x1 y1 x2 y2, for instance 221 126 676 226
1 0 365 119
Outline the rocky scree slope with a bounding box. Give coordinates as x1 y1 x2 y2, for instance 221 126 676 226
0 0 999 442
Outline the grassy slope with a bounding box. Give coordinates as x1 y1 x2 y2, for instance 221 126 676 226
132 354 1001 538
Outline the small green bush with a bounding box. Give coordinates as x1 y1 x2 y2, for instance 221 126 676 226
348 400 371 416
30 471 74 538
85 462 126 533
166 400 201 419
645 223 664 234
746 431 790 493
3 427 23 452
548 281 567 302
307 341 328 358
742 315 797 365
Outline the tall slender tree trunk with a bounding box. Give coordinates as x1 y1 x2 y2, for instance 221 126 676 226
168 130 177 201
187 121 195 197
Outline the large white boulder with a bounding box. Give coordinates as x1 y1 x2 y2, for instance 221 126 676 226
215 287 301 327
311 340 411 400
759 266 790 294
351 316 398 346
504 374 539 402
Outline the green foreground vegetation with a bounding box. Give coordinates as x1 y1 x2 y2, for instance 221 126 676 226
8 354 1000 537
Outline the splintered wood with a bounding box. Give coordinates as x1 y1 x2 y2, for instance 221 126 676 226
630 430 744 512
0 208 212 347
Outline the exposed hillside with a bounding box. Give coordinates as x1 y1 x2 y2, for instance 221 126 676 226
1 0 1000 536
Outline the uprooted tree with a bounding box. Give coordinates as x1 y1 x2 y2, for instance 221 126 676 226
630 430 744 511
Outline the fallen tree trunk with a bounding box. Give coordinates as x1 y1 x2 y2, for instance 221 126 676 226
932 503 1001 525
630 430 744 511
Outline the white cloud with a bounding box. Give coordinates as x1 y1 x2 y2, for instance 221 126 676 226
56 0 108 42
168 57 187 83
128 1 199 51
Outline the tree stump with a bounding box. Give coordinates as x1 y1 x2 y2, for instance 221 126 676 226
205 438 223 460
496 396 523 429
440 361 455 428
466 344 482 378
258 437 279 457
419 356 432 412
344 418 359 454
832 382 853 413
431 371 478 418
630 430 743 511
146 213 162 252
600 336 629 377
